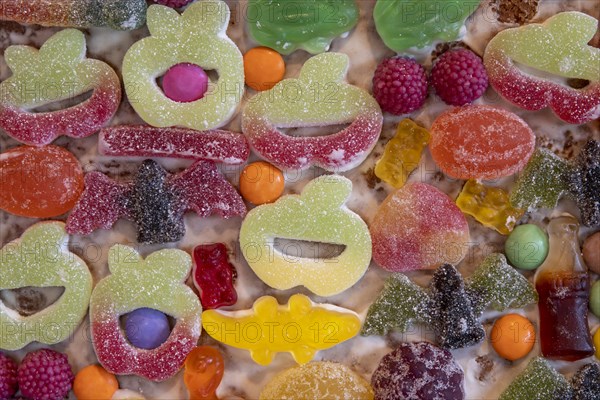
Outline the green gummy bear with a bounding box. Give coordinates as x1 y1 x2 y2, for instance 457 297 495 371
247 0 359 55
499 357 573 400
0 222 92 350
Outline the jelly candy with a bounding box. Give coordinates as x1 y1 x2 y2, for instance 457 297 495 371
0 0 147 30
484 12 600 124
90 244 201 382
371 342 465 400
73 365 119 400
374 119 430 188
583 232 600 275
244 47 286 91
571 363 600 400
202 294 360 365
456 180 524 235
242 52 383 172
490 314 535 361
99 125 249 165
569 140 600 227
192 244 237 310
247 0 359 55
239 162 285 205
499 357 573 400
0 222 92 350
374 0 474 54
123 1 244 131
259 362 374 400
0 29 121 146
184 346 224 400
66 160 246 244
505 224 549 270
124 308 171 350
239 175 371 297
429 105 535 180
0 145 84 218
370 182 470 272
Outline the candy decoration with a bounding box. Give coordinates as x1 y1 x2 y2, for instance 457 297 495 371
90 245 201 382
99 125 249 164
0 0 147 30
505 224 549 270
18 349 74 400
0 29 121 146
243 47 286 91
202 294 360 365
184 346 224 400
162 63 209 103
192 244 238 310
370 182 470 272
499 357 573 400
0 222 92 351
239 161 285 205
247 0 359 55
242 52 383 171
456 180 524 235
0 145 84 218
374 119 430 188
66 160 246 244
490 314 535 361
372 57 428 115
123 1 244 130
239 175 371 297
484 12 600 124
571 363 600 400
590 281 600 318
430 105 535 180
569 139 600 227
73 365 119 400
124 308 171 350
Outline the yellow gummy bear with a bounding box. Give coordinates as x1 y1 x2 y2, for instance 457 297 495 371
202 294 360 365
456 180 524 235
374 119 430 188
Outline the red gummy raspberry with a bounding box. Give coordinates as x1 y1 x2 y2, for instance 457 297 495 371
18 349 74 400
0 352 18 399
372 57 428 115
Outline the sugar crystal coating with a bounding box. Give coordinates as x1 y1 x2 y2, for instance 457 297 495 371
569 140 600 227
499 357 573 400
571 363 600 400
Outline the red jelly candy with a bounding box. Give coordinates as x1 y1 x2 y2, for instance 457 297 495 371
429 105 535 180
192 244 237 310
0 145 84 218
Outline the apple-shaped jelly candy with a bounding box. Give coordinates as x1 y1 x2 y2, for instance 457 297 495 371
0 222 92 350
123 0 244 131
239 175 371 297
242 52 383 172
90 244 201 382
0 29 121 146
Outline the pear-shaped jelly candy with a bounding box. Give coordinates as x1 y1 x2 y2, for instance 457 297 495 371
499 357 573 400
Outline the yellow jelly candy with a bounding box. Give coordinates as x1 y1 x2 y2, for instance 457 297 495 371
239 175 371 297
202 294 360 365
594 329 600 359
374 119 430 188
123 0 244 130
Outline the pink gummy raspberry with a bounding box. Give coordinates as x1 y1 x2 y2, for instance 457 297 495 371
372 57 428 115
431 49 489 106
154 0 194 7
18 349 74 400
0 353 18 399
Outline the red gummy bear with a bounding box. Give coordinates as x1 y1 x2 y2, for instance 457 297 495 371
192 244 237 310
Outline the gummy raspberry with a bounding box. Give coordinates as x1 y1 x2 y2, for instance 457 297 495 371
431 49 489 106
154 0 194 7
18 349 74 400
0 352 18 399
372 57 428 115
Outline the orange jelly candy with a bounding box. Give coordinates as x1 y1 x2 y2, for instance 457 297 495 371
184 346 224 400
490 313 535 361
243 47 286 91
0 145 84 218
239 161 285 205
73 364 119 400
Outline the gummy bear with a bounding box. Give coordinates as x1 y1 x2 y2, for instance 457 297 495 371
569 140 600 227
202 294 360 365
374 119 430 188
192 244 237 310
456 180 524 235
184 346 224 400
571 363 600 400
499 357 573 400
66 160 246 244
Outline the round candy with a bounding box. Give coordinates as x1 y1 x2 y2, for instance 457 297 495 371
162 63 209 103
125 308 171 350
73 365 119 400
583 232 600 274
591 281 600 318
505 224 549 270
239 161 285 205
244 47 286 91
490 314 535 361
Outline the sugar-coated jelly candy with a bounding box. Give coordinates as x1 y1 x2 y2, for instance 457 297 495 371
239 175 371 297
73 365 119 400
243 47 286 91
247 0 359 55
371 342 465 400
505 224 549 270
124 308 171 350
123 1 244 131
202 294 360 365
583 232 600 275
259 362 374 400
242 52 383 172
66 160 246 244
374 119 430 188
484 12 600 124
571 363 600 400
0 145 84 218
162 63 209 103
0 222 92 350
430 105 535 180
490 314 535 361
456 180 524 235
184 346 224 400
192 244 237 310
370 182 470 272
99 125 249 165
90 245 201 382
239 162 285 205
570 140 600 227
499 357 573 400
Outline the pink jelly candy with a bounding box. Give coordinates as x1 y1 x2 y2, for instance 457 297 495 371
99 125 249 164
192 243 237 310
429 105 535 180
370 182 470 272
